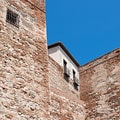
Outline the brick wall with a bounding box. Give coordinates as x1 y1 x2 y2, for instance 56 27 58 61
27 0 45 12
49 57 86 120
80 49 120 119
1 0 120 119
0 0 50 119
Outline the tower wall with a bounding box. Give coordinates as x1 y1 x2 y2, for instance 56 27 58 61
80 49 120 119
49 57 86 120
1 0 120 119
0 0 50 119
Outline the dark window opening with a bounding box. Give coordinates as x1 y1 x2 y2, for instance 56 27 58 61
63 60 70 82
73 70 75 80
6 9 19 27
73 70 79 91
73 82 79 91
63 60 67 73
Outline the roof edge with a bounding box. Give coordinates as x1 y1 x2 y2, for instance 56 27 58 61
48 42 80 67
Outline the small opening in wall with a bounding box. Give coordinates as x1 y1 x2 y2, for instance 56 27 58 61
73 70 75 80
73 82 79 91
73 70 79 91
6 9 19 27
63 60 70 82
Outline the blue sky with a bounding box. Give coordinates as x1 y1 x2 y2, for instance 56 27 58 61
46 0 120 65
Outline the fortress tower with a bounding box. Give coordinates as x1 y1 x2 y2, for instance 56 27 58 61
0 0 50 119
0 0 120 120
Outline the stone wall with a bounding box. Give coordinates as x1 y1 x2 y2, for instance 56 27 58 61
0 0 50 119
80 49 120 120
49 57 86 120
27 0 46 12
1 0 120 119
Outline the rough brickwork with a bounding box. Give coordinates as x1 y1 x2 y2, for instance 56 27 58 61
0 0 50 119
0 0 120 120
49 57 86 120
80 49 120 120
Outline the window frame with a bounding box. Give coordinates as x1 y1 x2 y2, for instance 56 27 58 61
6 9 19 28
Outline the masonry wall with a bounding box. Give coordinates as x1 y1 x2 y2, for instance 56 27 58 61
49 57 86 120
80 49 120 120
0 0 50 119
48 46 79 80
1 1 120 119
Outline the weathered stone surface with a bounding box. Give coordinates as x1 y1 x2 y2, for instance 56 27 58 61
49 57 80 100
50 92 86 120
49 57 86 120
0 0 49 119
0 0 120 120
80 49 120 120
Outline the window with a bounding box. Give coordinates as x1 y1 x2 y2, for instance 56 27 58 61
6 9 19 27
73 80 79 91
73 70 79 91
63 60 70 82
63 60 67 74
73 70 75 80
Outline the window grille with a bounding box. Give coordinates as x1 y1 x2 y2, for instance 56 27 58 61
6 9 19 27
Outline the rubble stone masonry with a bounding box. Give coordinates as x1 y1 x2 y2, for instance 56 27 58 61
49 57 86 120
80 49 120 120
0 0 50 119
0 0 120 120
